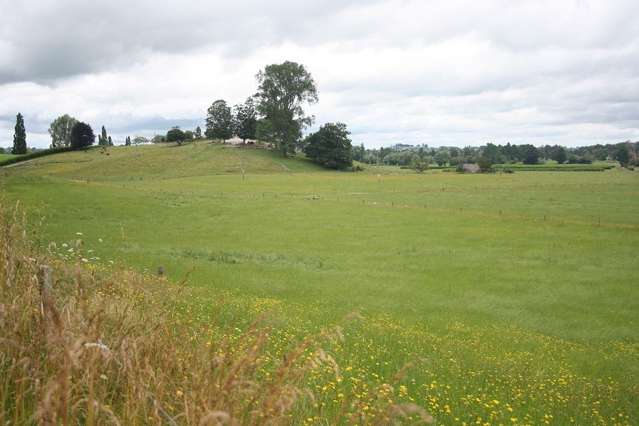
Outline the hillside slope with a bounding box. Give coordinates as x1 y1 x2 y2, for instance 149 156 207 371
3 142 322 181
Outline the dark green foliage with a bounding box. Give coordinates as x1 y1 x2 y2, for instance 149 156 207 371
615 144 630 167
234 97 257 142
48 114 78 148
12 113 27 155
481 143 502 164
166 127 185 143
552 146 567 164
477 156 494 172
194 126 202 139
255 61 318 156
413 156 429 173
184 130 194 140
433 149 450 166
522 145 540 164
303 122 352 169
70 122 95 150
125 136 131 146
98 126 109 146
205 100 234 141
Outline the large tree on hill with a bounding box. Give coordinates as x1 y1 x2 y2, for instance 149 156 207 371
303 122 352 169
233 97 257 143
70 122 95 150
166 127 186 144
205 100 234 141
255 61 318 156
12 113 27 154
48 114 78 148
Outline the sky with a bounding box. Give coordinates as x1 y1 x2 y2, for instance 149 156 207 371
1 0 638 149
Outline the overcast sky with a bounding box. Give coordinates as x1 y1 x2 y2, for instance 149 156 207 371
1 0 638 148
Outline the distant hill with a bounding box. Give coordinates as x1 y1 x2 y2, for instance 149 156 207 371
4 141 323 181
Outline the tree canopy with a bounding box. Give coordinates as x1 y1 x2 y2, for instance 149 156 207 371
303 122 353 169
12 113 27 155
49 114 78 148
70 122 95 150
255 61 318 156
205 100 234 141
234 97 258 142
166 127 186 143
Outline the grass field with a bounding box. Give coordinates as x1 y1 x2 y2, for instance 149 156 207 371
2 142 638 424
492 162 615 172
0 153 17 162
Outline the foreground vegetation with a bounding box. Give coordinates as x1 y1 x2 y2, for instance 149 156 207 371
0 205 432 424
2 143 638 424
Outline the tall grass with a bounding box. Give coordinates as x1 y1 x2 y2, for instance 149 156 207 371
0 204 431 425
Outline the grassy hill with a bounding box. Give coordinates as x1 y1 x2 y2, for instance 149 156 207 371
7 142 322 180
2 141 638 424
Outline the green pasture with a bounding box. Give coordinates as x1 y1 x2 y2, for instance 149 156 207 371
1 142 637 424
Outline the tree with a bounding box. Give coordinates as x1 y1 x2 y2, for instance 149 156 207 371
233 97 257 143
98 126 109 146
413 156 429 173
166 127 185 144
255 61 318 156
125 136 131 146
205 100 233 141
551 146 567 164
12 113 27 154
522 145 540 164
433 149 450 166
615 143 630 167
477 155 493 172
70 122 95 150
194 126 202 139
303 122 352 169
107 136 113 146
48 114 78 148
133 136 148 145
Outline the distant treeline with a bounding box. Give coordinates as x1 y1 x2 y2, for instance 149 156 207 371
352 141 639 168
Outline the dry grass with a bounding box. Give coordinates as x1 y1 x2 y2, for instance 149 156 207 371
0 205 431 425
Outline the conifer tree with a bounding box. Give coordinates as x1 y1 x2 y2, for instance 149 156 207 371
12 113 27 154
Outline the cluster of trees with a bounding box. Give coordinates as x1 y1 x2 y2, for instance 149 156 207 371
353 141 639 169
151 126 202 144
204 99 257 143
98 126 113 146
198 61 352 168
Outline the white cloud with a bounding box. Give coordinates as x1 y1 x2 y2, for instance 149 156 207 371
1 0 638 148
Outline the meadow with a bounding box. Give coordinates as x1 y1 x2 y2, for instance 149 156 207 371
1 142 638 425
0 153 17 162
